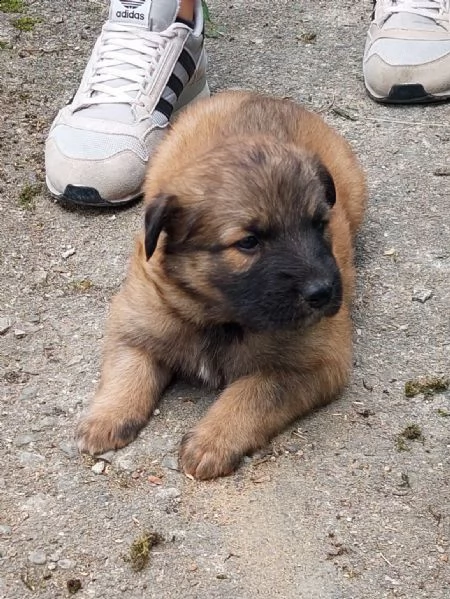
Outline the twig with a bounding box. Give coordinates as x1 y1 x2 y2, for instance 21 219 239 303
379 552 393 567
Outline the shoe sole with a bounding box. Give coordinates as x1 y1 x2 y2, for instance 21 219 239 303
366 83 450 104
48 80 211 208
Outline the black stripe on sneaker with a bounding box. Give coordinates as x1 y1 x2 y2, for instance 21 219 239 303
178 49 196 79
155 97 174 119
167 73 184 98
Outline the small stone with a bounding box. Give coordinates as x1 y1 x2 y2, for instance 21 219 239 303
148 475 163 485
0 318 11 335
153 408 161 416
18 451 45 466
114 453 136 472
20 387 38 401
31 417 56 432
91 461 105 475
28 313 41 324
15 433 38 447
0 525 12 535
28 550 47 565
284 443 302 454
58 558 75 570
47 562 57 571
155 487 181 501
62 248 76 259
412 288 433 303
34 270 48 285
14 329 27 339
59 442 78 459
161 455 179 471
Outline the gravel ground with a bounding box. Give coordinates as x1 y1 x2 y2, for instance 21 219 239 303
1 1 449 597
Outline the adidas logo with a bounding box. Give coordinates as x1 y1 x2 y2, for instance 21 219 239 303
120 0 145 8
116 9 144 20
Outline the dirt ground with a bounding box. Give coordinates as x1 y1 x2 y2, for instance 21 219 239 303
1 1 449 597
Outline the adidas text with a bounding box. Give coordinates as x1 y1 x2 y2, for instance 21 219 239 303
116 10 144 20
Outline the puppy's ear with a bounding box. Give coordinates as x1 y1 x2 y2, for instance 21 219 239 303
317 163 336 207
144 194 174 260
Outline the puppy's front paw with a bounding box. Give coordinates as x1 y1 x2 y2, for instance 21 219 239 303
179 427 242 480
76 411 145 455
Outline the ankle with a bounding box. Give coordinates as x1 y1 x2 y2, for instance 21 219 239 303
177 0 195 22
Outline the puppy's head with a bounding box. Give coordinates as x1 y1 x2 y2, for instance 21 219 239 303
144 138 342 331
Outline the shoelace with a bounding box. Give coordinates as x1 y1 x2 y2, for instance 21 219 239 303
378 0 450 24
81 22 177 108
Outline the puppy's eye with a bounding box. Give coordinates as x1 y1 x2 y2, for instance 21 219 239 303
313 219 327 234
235 235 260 252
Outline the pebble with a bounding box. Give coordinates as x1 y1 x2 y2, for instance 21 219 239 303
59 442 78 459
15 433 39 447
91 461 106 475
33 270 48 285
62 248 76 259
155 487 181 501
412 288 433 303
20 387 38 401
18 451 45 466
58 558 75 570
28 550 47 565
0 318 11 335
47 563 57 571
31 417 56 432
14 329 27 339
153 409 161 416
114 453 136 472
0 525 12 535
161 455 179 471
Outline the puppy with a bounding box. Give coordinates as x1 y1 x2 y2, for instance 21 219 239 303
76 91 366 480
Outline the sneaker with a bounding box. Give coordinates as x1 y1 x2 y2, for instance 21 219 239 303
363 0 450 103
45 0 209 207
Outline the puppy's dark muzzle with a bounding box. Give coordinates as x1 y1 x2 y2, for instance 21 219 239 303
303 280 333 309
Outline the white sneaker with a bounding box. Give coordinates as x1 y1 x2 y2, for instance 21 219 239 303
364 0 450 103
45 0 209 206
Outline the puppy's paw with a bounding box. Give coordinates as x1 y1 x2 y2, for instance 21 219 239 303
179 427 242 480
75 411 145 455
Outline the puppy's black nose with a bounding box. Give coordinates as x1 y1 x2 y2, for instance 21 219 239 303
303 281 333 308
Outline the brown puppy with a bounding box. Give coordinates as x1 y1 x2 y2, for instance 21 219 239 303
76 91 366 480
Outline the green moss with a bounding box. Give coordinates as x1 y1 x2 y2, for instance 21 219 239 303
401 424 423 440
67 579 82 595
0 40 10 49
437 408 449 417
395 436 409 452
396 423 424 451
71 279 93 292
201 0 223 38
18 183 41 210
405 376 449 398
0 0 24 13
13 16 40 31
127 532 163 572
300 32 317 43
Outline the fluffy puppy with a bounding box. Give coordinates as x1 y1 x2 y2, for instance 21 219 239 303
76 91 366 479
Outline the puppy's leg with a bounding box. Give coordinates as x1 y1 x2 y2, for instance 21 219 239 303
76 344 170 455
180 346 350 480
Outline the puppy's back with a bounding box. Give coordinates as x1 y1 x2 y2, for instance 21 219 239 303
145 91 366 236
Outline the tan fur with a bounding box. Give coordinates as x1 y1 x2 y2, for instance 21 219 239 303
76 91 367 480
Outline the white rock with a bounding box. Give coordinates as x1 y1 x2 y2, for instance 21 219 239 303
91 461 106 475
28 550 47 565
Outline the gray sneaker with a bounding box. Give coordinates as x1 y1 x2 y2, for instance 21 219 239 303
364 0 450 103
45 0 209 207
